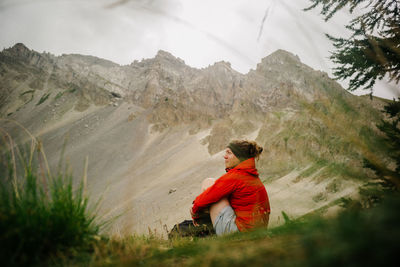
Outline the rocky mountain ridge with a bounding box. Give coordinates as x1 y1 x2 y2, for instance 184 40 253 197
0 43 390 235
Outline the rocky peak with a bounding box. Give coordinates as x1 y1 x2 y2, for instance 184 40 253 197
254 49 307 76
265 49 301 63
204 60 240 77
214 60 231 67
211 60 232 69
11 43 30 52
154 50 185 65
130 50 187 72
2 43 33 58
0 43 54 69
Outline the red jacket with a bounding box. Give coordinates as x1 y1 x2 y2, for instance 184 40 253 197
191 158 270 231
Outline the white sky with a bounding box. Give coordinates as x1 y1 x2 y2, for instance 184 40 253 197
0 0 398 99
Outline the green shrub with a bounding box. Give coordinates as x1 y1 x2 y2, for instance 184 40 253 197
0 136 100 266
36 93 51 105
54 91 64 100
300 194 400 267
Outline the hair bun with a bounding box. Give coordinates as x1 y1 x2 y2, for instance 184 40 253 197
228 139 264 160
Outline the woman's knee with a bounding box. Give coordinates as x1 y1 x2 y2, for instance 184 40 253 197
201 178 216 192
210 198 230 225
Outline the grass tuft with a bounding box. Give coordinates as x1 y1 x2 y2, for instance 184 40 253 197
0 129 101 266
55 91 64 100
36 92 51 106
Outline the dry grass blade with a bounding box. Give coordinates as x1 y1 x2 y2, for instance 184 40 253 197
83 155 88 198
0 128 19 198
0 118 37 166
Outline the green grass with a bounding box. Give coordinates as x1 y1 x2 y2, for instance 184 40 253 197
54 91 64 100
0 136 101 266
51 194 400 267
320 161 365 181
298 159 329 179
312 101 329 115
273 111 285 120
20 89 35 105
67 82 79 93
20 89 35 96
359 125 390 154
36 92 51 105
335 95 357 115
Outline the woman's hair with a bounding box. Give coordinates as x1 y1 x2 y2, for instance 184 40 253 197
227 140 263 161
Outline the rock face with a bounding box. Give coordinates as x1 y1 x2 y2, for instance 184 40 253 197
0 43 390 236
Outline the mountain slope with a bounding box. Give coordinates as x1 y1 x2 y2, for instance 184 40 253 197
0 43 391 235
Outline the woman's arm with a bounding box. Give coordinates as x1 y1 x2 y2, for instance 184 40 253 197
191 175 237 217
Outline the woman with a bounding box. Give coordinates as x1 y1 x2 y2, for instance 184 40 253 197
191 140 270 236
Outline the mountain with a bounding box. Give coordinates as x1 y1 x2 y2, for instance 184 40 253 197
0 43 391 235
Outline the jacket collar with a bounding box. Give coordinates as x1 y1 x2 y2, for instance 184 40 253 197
226 158 258 176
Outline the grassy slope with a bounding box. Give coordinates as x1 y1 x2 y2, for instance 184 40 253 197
55 193 400 267
256 86 390 181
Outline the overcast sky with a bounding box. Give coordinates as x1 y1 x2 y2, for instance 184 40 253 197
0 0 398 99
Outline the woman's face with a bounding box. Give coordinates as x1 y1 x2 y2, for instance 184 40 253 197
224 148 240 168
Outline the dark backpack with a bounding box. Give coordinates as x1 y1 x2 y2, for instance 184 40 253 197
168 214 215 239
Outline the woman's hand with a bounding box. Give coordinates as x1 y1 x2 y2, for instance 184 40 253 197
190 208 200 226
